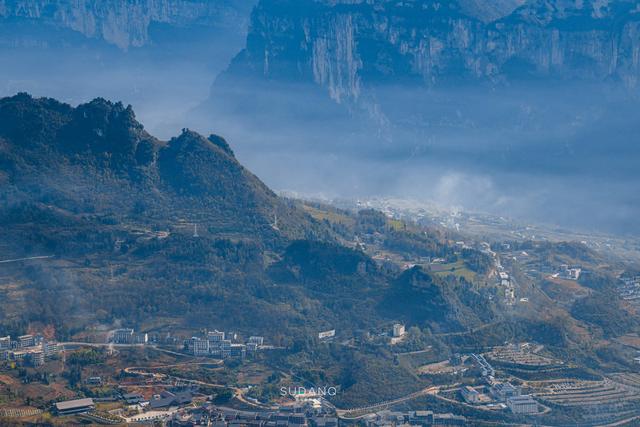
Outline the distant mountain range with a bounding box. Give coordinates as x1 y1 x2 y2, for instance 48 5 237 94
217 0 640 100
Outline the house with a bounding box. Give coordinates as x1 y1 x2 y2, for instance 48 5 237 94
55 398 95 415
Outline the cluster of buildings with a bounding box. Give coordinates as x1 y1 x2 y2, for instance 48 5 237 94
498 271 515 305
363 410 465 426
459 380 538 415
185 330 264 358
552 264 582 281
470 353 494 378
461 354 539 415
111 328 148 344
170 403 337 427
490 381 539 414
0 333 61 368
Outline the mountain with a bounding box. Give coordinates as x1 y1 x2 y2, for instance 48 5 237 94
0 0 256 50
0 0 258 139
0 93 326 241
216 0 640 103
1 94 639 410
202 0 640 236
0 94 515 363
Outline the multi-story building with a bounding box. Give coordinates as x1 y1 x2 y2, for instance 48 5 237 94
30 351 45 367
247 342 258 353
392 324 406 338
43 341 60 356
18 334 35 348
0 336 10 350
491 382 521 401
230 344 246 358
10 350 28 364
113 328 134 344
507 395 538 415
460 386 481 403
248 336 264 346
221 340 232 358
207 330 225 343
133 332 148 344
190 337 209 356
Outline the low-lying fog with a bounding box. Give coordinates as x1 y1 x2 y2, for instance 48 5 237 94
2 43 639 237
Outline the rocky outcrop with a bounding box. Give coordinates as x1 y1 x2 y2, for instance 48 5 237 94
224 0 640 103
0 0 256 49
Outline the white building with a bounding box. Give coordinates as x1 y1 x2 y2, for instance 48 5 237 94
113 329 134 344
392 324 406 338
18 335 35 348
133 333 148 344
230 343 246 358
499 272 510 286
491 382 521 401
507 395 538 415
43 341 60 356
248 336 264 346
207 330 225 343
190 337 209 356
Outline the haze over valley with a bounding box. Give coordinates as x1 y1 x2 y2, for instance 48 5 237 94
2 2 640 426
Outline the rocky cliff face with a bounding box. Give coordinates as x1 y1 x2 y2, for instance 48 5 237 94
226 0 640 103
0 0 256 49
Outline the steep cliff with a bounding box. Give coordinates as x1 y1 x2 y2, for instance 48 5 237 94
221 0 640 104
0 0 256 49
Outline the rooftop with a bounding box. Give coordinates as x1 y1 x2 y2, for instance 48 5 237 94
55 398 95 411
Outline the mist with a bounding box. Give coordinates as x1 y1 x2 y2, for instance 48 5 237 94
192 74 640 236
2 1 640 237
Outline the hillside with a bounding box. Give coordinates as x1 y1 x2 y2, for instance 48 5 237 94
1 93 639 410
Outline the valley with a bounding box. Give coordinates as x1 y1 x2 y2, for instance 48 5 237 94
0 94 639 425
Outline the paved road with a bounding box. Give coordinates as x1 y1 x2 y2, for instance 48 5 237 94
0 255 54 264
337 386 438 419
123 363 276 410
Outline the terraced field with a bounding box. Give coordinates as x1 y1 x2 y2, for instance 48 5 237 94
533 377 640 425
485 344 559 367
